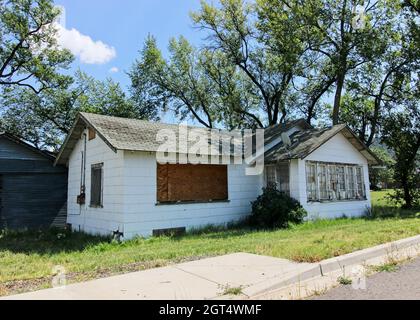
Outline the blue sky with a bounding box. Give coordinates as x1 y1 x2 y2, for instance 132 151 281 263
55 0 203 89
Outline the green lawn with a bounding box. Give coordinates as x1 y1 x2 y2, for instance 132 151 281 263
0 190 419 296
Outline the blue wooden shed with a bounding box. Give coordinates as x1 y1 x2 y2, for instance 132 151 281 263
0 132 67 229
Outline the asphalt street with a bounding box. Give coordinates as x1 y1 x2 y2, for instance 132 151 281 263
314 257 420 300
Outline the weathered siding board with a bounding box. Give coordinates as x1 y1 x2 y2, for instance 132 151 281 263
0 173 67 229
0 159 66 174
0 135 68 230
0 138 48 161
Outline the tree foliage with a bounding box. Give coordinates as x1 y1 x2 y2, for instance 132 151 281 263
369 146 395 190
0 0 73 93
381 96 420 208
130 0 318 128
0 71 152 151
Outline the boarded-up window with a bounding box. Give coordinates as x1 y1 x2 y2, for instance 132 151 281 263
90 163 103 207
157 164 228 203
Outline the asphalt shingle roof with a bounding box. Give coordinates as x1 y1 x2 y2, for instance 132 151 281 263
264 124 380 165
55 113 380 165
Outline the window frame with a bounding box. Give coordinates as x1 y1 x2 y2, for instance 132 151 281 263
265 163 290 195
265 165 278 189
305 161 367 203
90 163 104 208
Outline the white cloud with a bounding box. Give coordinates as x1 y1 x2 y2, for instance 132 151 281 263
56 24 116 64
109 67 119 73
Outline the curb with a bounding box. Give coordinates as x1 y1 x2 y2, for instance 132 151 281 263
248 234 420 297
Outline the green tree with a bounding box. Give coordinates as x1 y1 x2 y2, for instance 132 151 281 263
369 146 395 190
260 0 399 124
129 35 263 129
0 0 73 92
0 71 152 151
191 0 307 126
130 0 314 128
338 1 418 145
381 101 419 208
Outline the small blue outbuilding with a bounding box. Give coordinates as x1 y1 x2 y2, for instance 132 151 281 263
0 132 67 230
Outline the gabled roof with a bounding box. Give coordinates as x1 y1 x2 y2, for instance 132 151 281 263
264 124 381 165
55 113 380 166
55 113 310 166
55 113 235 165
0 132 55 161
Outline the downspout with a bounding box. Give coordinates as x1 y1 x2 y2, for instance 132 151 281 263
82 132 87 230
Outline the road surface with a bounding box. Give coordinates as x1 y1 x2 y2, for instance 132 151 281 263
314 257 420 300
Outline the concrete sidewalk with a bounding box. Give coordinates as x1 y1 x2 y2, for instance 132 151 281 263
3 234 420 300
2 253 314 300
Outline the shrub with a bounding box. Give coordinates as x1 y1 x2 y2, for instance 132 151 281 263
250 187 307 229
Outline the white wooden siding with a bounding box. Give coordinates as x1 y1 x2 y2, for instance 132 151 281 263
67 129 125 236
66 129 373 238
289 133 371 219
122 151 263 239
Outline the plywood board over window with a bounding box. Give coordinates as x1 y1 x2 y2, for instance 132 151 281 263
157 163 228 203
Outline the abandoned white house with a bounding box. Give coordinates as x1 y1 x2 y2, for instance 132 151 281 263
55 113 380 239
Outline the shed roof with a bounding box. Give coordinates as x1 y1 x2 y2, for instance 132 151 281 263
0 132 55 161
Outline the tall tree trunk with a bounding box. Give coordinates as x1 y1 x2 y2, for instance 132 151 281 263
402 178 412 209
332 71 345 125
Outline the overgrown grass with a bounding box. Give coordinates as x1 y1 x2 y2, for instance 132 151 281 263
368 190 420 219
0 191 419 296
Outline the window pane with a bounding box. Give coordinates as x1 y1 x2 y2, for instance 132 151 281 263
90 164 103 206
337 166 346 200
346 166 356 199
319 164 328 200
305 161 366 203
266 166 277 189
306 163 317 201
356 166 365 199
276 163 290 194
328 165 337 200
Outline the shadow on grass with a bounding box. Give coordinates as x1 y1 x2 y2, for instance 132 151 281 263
0 228 110 255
